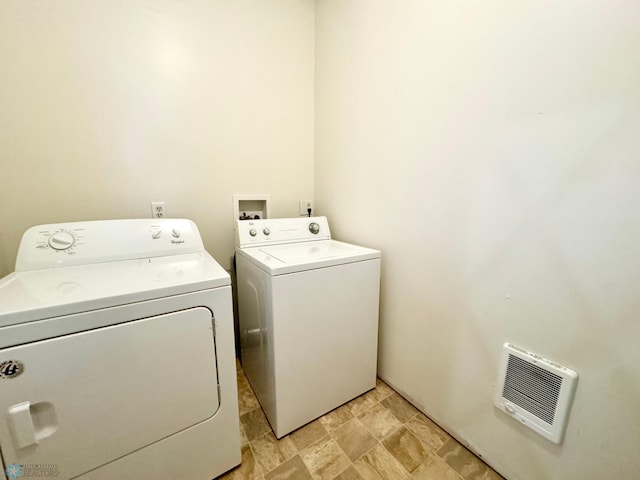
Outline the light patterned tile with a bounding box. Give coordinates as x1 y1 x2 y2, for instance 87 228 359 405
381 393 419 423
218 443 263 480
332 418 378 462
333 466 364 480
404 414 450 450
381 427 428 473
347 392 379 417
320 404 354 431
299 435 352 480
240 423 250 447
276 434 298 459
241 408 272 441
289 421 329 451
474 468 504 480
367 379 395 403
251 432 296 473
232 364 500 480
465 468 505 480
237 366 251 391
358 402 404 440
436 439 503 480
412 455 463 480
354 444 409 480
238 385 261 416
264 455 313 480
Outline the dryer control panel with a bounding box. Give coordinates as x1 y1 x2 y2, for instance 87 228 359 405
15 219 205 271
235 216 331 248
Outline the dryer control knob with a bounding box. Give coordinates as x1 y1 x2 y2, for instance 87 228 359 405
309 222 320 235
48 231 76 251
249 228 257 237
263 228 270 236
171 228 181 238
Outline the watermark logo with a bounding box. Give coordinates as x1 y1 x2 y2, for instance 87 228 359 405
5 464 22 479
5 464 59 478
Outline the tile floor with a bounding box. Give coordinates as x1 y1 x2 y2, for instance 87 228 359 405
219 364 504 480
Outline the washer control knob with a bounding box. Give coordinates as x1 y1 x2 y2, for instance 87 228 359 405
263 228 271 236
48 231 75 251
171 228 181 238
309 222 320 235
249 228 257 237
151 229 162 239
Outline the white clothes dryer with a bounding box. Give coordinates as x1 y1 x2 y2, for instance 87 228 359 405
0 219 240 480
235 216 381 438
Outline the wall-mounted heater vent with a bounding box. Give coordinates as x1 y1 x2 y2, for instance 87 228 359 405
495 343 578 444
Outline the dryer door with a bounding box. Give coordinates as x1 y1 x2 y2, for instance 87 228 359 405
0 307 219 480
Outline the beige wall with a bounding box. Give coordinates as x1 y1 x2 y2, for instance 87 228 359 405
0 0 314 275
315 1 640 479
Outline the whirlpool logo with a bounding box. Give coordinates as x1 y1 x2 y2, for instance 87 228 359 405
0 360 24 379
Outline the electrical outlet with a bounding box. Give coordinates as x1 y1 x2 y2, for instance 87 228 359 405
299 200 313 216
151 202 166 219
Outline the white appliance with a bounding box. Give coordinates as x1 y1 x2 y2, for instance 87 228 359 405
235 216 381 438
0 219 241 480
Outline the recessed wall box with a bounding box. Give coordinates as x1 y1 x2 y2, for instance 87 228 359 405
233 194 271 229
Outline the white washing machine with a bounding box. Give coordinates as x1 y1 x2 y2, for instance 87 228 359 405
0 219 240 480
235 216 381 438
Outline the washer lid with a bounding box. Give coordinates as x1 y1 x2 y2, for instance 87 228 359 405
237 239 380 275
0 252 230 328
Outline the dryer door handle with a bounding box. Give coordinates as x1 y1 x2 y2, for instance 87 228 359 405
7 401 58 449
7 402 37 449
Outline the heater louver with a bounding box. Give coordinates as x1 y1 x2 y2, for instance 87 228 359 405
495 343 578 444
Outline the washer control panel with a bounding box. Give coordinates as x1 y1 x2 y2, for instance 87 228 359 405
235 216 331 248
29 227 87 259
15 219 205 271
